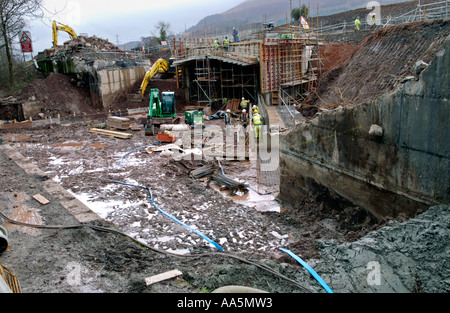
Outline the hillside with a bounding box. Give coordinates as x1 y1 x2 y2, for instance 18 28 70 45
186 0 409 34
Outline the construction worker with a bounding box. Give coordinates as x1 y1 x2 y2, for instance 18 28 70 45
232 27 239 42
240 97 249 112
214 38 220 49
240 109 249 129
253 105 259 115
224 109 232 128
223 36 229 51
252 111 262 142
355 17 361 31
370 13 376 29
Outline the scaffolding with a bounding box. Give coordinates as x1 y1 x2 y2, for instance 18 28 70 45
220 63 258 104
172 19 322 107
193 58 219 105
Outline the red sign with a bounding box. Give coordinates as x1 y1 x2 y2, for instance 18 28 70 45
20 31 33 53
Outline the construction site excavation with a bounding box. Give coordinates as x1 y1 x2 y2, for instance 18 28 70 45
0 0 449 297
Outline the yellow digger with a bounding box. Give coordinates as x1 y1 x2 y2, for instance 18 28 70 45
52 20 78 47
139 58 177 97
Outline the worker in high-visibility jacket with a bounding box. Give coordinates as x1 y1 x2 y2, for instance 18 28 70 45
354 17 361 31
224 109 232 124
214 38 220 49
223 36 229 51
240 97 249 111
252 112 262 142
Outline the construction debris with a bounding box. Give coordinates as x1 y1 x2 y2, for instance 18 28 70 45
32 194 50 205
42 35 121 59
157 131 176 143
190 163 217 179
211 173 248 195
88 128 132 139
145 269 183 286
106 116 130 131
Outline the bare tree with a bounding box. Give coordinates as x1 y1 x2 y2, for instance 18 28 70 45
0 0 42 87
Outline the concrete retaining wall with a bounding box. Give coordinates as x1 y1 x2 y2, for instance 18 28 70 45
93 67 145 109
279 35 450 219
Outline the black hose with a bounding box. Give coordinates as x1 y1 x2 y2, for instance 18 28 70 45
0 211 313 293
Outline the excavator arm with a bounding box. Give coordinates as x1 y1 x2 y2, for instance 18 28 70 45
139 58 170 96
52 20 78 47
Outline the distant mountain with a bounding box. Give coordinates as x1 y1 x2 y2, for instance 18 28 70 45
118 40 143 51
185 0 409 35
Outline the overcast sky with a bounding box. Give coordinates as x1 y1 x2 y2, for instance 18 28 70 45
22 0 243 54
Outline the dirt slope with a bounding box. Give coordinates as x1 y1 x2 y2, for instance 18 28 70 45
18 73 94 118
307 20 450 107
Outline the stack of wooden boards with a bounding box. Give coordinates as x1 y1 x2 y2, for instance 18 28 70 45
89 128 132 139
106 116 130 130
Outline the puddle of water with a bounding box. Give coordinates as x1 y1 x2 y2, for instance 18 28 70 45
210 183 280 212
69 191 117 219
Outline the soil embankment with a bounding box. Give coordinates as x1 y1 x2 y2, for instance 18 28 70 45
309 20 450 108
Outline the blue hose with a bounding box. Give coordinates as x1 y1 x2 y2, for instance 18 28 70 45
118 143 162 167
279 248 334 293
101 142 224 252
100 177 223 252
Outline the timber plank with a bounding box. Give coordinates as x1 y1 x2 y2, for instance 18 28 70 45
89 128 132 139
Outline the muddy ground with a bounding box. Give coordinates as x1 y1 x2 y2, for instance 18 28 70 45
0 118 377 294
1 117 448 295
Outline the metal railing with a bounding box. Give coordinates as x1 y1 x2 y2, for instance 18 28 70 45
279 88 301 121
172 38 261 63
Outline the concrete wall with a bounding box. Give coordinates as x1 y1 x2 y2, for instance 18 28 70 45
37 57 147 109
279 35 450 219
94 67 145 109
21 101 42 120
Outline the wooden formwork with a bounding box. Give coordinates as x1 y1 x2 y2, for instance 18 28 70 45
225 99 241 113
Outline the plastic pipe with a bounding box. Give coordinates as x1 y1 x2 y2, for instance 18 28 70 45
118 142 162 167
280 248 334 293
0 225 8 254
